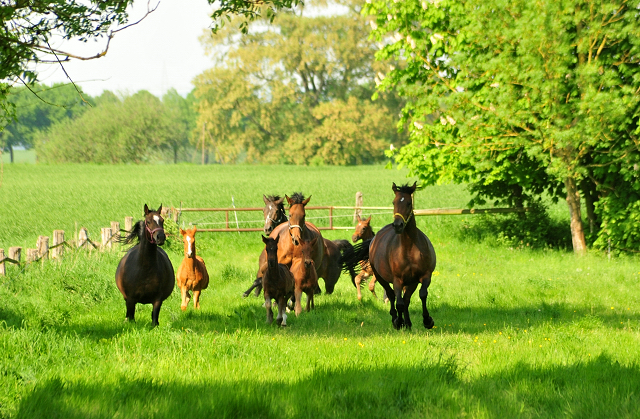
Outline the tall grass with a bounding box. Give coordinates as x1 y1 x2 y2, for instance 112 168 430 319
1 164 639 418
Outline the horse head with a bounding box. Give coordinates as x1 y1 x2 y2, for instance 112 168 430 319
144 204 166 245
262 234 280 270
392 182 417 234
294 236 317 269
352 214 373 243
180 226 197 257
286 193 311 246
263 194 286 235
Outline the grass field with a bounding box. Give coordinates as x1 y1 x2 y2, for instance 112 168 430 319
1 164 639 418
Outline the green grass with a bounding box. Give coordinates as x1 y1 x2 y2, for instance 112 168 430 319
0 149 36 164
1 164 640 418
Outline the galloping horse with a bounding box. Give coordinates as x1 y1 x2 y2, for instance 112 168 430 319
262 194 287 236
177 226 209 311
261 235 294 326
116 204 175 326
291 236 319 316
351 214 385 302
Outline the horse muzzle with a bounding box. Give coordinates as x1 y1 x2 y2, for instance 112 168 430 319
393 218 405 234
351 233 360 243
154 231 166 245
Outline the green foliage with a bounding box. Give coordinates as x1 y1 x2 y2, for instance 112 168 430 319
367 0 640 252
35 90 196 164
194 0 406 165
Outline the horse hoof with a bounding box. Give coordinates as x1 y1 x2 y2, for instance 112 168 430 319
242 292 249 298
393 319 403 330
424 317 435 329
181 306 187 311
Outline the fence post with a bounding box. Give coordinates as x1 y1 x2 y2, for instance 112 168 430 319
78 228 89 248
125 216 133 233
101 227 113 251
37 235 49 260
26 249 38 263
52 230 64 258
0 249 4 276
353 192 363 223
111 221 120 245
9 247 21 265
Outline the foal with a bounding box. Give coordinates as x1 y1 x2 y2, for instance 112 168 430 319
351 215 385 302
291 236 319 316
262 235 294 326
177 227 210 310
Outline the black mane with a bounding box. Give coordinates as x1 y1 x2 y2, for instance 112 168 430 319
396 183 423 194
265 195 282 203
119 220 144 245
289 192 306 204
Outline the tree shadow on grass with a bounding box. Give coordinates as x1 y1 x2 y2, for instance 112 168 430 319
14 354 640 419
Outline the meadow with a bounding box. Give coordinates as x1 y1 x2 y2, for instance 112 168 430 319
0 164 639 418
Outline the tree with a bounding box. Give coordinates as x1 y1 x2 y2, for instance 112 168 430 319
162 89 197 164
0 83 93 162
194 0 406 164
367 0 640 253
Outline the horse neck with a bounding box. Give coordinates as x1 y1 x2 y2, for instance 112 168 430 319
265 255 280 279
276 206 287 225
138 236 158 262
400 216 419 245
183 244 198 268
363 228 375 241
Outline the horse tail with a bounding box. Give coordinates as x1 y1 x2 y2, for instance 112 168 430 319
117 220 142 245
340 238 371 288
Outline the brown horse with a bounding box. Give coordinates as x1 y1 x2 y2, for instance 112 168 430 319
116 204 175 326
261 235 294 326
291 236 319 316
244 193 327 298
351 214 385 302
262 194 287 236
369 182 436 329
177 226 210 311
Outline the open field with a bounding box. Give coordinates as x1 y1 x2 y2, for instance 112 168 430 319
1 164 640 418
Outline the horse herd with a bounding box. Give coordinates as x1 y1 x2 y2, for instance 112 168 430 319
114 182 437 330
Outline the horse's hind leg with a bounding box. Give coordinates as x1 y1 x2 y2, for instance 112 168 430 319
242 277 262 298
125 299 136 322
193 290 202 309
180 287 191 311
367 274 377 299
264 294 274 324
355 271 364 301
151 300 163 327
419 280 435 329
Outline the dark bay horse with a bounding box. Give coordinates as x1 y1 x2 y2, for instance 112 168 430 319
116 204 175 326
344 183 436 330
262 235 294 326
177 226 209 311
262 194 287 235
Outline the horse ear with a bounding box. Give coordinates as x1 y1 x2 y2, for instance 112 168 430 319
310 237 318 246
179 228 185 235
302 196 311 206
410 182 417 193
392 183 398 193
285 195 293 206
275 196 284 206
192 226 197 233
274 235 280 244
263 195 269 204
262 235 269 244
366 215 372 223
158 204 162 213
144 204 150 215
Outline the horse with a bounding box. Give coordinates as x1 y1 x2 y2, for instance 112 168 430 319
262 194 287 236
115 204 175 326
244 193 328 298
291 236 319 316
351 214 386 302
261 235 294 326
344 183 436 330
177 226 210 311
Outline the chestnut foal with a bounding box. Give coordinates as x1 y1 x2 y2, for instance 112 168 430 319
290 236 319 316
351 214 386 302
262 235 294 326
177 227 210 310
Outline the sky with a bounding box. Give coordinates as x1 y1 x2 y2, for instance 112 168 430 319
33 0 217 99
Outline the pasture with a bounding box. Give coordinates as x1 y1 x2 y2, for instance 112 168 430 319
0 164 639 418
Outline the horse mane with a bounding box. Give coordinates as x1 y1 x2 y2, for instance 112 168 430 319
119 220 144 245
265 195 281 202
289 192 305 204
396 183 424 194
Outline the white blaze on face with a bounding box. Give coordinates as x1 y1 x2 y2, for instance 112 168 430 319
153 215 160 223
186 235 192 256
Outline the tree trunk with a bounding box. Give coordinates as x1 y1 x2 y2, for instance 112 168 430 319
580 179 598 234
565 176 587 254
511 184 526 220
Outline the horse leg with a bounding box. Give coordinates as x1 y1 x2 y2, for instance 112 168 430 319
242 277 262 298
393 281 405 330
264 293 274 324
367 274 377 299
419 278 435 329
180 286 190 311
151 300 163 327
193 289 202 310
125 299 136 322
401 283 418 330
355 271 364 301
276 297 287 326
371 265 397 326
294 287 303 317
305 292 314 312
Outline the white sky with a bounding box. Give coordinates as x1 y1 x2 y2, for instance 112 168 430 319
33 0 217 98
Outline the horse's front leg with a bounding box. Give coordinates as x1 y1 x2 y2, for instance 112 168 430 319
264 293 274 324
371 265 397 326
276 297 288 326
393 280 405 330
192 289 202 310
151 300 163 327
125 299 136 322
419 274 435 329
294 286 303 317
180 286 190 311
355 271 365 301
401 283 418 330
